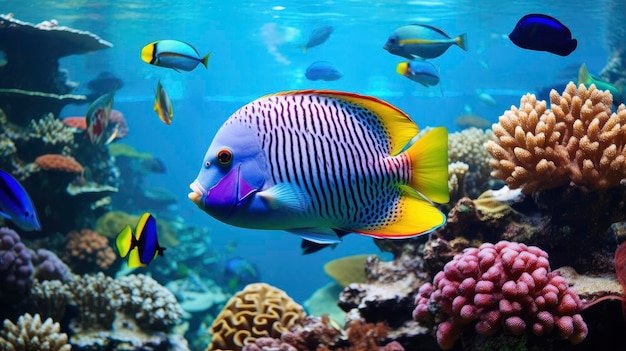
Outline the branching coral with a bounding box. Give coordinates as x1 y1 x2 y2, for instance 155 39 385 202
486 82 626 193
413 241 587 350
67 272 125 331
0 313 71 351
207 282 306 351
28 280 70 323
63 228 115 273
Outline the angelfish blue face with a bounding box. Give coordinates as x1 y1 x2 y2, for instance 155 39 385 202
188 121 267 222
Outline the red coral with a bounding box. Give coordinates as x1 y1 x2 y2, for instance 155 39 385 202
414 240 588 349
63 229 115 274
34 154 84 175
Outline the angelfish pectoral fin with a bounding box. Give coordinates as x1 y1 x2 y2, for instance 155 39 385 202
257 183 308 211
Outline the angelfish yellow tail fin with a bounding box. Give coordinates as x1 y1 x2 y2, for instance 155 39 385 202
405 126 450 204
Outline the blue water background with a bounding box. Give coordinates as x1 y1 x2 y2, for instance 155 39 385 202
3 0 618 302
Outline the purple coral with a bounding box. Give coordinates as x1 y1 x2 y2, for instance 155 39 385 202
32 249 71 282
413 240 587 350
0 227 33 303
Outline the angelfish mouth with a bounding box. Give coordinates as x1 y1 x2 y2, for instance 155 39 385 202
188 181 206 207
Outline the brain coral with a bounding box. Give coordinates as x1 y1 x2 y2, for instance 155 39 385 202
486 82 626 193
207 282 306 351
0 313 71 351
413 241 587 350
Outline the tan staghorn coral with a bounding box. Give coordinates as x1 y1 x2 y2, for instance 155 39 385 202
206 283 306 351
0 313 71 351
486 82 626 193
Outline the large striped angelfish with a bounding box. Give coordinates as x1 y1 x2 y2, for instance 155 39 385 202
188 90 449 246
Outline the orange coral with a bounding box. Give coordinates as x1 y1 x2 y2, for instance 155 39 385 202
63 229 116 274
61 117 87 130
35 154 84 175
486 82 626 193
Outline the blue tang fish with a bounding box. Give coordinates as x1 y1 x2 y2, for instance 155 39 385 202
85 90 115 144
509 14 577 56
396 61 440 87
188 91 449 245
0 169 41 231
302 25 333 53
384 24 467 59
141 40 210 72
305 61 342 81
154 80 173 125
115 212 166 268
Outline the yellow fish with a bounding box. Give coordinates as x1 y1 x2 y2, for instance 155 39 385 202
154 80 173 125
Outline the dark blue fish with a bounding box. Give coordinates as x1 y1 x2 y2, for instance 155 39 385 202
115 212 166 268
302 25 333 52
305 61 342 81
0 169 41 231
509 14 577 56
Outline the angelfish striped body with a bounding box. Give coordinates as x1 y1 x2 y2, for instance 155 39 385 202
189 90 449 244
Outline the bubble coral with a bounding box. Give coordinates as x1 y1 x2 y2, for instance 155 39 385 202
206 282 306 351
0 313 71 351
31 248 71 282
486 82 626 193
413 240 587 350
34 154 84 175
63 228 116 273
0 227 33 304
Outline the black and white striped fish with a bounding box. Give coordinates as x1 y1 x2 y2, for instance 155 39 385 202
188 90 449 246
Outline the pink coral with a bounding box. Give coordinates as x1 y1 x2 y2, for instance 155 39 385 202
413 241 587 349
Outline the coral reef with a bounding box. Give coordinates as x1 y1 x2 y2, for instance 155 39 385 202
486 82 626 193
206 282 306 351
413 241 587 350
448 127 494 198
68 272 124 330
63 229 116 274
0 313 71 351
0 14 111 125
34 154 84 174
31 248 72 282
0 227 33 309
28 280 70 323
117 274 184 331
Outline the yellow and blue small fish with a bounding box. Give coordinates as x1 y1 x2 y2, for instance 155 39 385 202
384 24 467 60
85 90 115 144
141 39 210 72
115 212 166 268
396 61 440 87
0 169 41 231
154 80 173 125
578 63 624 106
188 90 449 246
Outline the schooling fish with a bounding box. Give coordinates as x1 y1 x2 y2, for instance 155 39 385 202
115 212 166 268
85 90 115 144
188 91 449 245
302 25 333 53
305 61 342 81
396 61 440 87
154 80 173 125
578 63 624 106
384 24 467 59
0 169 41 232
509 14 577 56
141 40 210 72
